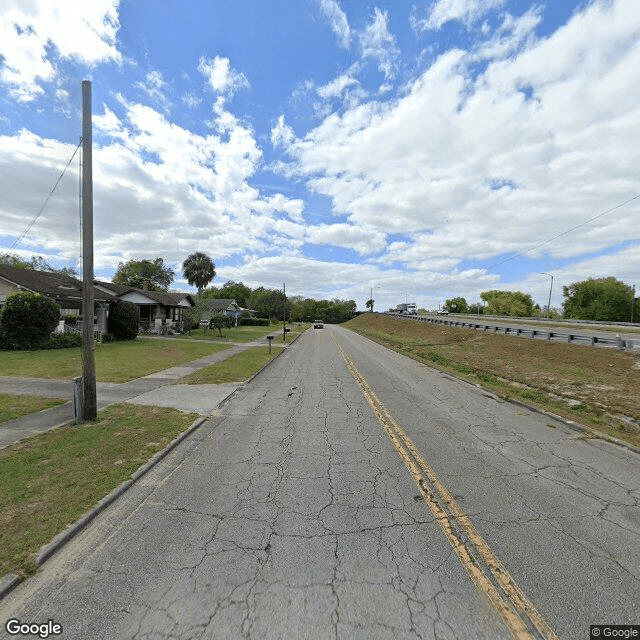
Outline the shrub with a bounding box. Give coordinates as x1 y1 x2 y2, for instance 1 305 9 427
107 301 139 341
238 316 270 326
46 332 82 349
209 314 233 337
0 291 60 350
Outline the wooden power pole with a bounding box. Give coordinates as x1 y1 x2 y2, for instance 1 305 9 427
81 80 97 420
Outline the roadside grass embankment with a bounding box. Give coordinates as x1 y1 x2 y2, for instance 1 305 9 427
345 314 640 448
0 404 198 579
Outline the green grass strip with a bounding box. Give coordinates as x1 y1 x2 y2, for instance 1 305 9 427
0 394 66 424
0 404 198 578
180 346 283 384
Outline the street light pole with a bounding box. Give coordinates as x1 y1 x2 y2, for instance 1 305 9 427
541 273 554 319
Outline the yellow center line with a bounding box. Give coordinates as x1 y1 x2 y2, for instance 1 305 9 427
333 337 558 640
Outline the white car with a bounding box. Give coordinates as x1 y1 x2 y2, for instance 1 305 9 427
313 319 324 328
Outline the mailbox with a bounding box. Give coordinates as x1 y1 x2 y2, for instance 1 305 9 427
266 335 274 353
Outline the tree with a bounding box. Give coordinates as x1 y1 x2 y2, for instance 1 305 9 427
182 252 216 295
113 258 174 291
249 287 288 320
365 298 374 312
219 281 251 307
0 291 60 349
107 301 139 340
445 297 468 313
480 290 534 317
0 253 77 276
209 314 232 337
562 277 633 322
182 296 211 335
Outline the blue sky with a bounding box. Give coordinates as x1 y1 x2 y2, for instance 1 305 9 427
1 0 638 312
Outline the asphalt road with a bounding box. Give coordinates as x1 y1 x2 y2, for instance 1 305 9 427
1 325 638 639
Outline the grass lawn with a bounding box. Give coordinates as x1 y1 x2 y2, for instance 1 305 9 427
346 314 640 447
180 346 283 384
0 404 198 578
178 322 308 343
0 338 232 383
0 394 66 424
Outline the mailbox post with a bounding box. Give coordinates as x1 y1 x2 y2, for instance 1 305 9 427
266 335 274 353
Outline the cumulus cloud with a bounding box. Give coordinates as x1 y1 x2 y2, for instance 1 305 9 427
0 0 121 102
306 223 387 255
276 0 640 283
198 55 250 95
1 89 303 276
316 0 351 48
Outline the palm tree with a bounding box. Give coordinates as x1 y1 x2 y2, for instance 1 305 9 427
182 252 216 295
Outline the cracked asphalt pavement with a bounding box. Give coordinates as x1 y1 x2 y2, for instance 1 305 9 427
1 325 638 639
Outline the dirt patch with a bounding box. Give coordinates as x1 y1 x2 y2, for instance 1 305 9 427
346 314 640 447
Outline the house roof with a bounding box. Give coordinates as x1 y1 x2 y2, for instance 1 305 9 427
0 266 117 304
94 281 194 307
204 298 239 311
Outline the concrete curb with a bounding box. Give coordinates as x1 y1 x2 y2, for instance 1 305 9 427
0 329 309 602
0 415 208 602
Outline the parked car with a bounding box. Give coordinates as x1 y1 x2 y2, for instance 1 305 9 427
313 319 324 328
438 309 449 315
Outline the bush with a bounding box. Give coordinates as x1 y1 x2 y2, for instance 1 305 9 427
208 314 233 336
107 301 139 340
45 332 82 349
0 291 60 350
238 316 270 326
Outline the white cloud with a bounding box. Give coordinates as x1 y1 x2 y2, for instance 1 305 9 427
134 70 170 111
316 0 351 48
306 223 387 255
2 87 303 274
0 0 121 102
198 56 250 95
276 0 640 287
359 8 398 79
412 0 506 32
317 73 359 100
271 115 296 148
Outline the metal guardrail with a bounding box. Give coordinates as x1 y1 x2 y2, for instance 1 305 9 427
386 313 639 351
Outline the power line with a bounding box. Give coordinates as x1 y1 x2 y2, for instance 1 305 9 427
488 192 640 269
10 138 83 250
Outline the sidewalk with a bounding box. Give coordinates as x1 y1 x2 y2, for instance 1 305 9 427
0 338 280 450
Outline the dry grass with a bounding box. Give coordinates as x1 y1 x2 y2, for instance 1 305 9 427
346 314 640 447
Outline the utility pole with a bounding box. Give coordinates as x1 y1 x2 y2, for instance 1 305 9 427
282 282 286 341
81 80 97 420
632 285 636 323
542 272 554 319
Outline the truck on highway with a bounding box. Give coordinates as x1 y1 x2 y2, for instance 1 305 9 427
396 303 417 315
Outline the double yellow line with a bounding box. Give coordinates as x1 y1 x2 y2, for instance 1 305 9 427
335 339 558 640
